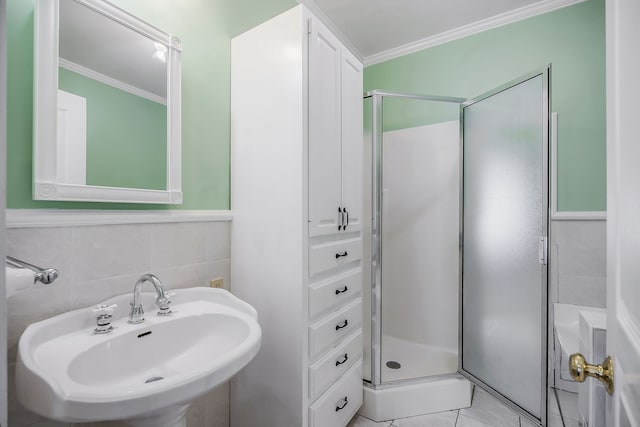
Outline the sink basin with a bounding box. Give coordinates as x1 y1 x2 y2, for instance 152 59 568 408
16 287 261 424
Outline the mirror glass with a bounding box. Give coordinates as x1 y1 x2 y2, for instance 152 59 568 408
59 0 167 190
34 0 182 204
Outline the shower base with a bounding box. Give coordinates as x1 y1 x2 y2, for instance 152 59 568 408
359 335 471 421
381 334 458 382
359 375 471 421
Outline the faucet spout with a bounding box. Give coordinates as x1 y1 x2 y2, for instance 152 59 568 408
128 274 172 324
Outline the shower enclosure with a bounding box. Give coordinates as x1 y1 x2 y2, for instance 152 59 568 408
361 91 472 420
362 67 550 425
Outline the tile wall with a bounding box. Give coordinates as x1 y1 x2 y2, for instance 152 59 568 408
549 219 606 308
4 218 606 426
5 220 231 427
548 219 607 425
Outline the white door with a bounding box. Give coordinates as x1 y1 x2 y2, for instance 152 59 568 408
605 0 640 425
339 47 363 233
308 17 342 237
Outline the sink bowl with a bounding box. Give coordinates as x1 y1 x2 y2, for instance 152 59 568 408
16 287 261 424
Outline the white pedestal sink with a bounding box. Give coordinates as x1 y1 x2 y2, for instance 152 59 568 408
125 404 190 427
16 287 261 425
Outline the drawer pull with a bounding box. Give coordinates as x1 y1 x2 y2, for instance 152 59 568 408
344 208 349 230
335 396 348 412
335 285 348 295
335 353 349 366
335 319 348 330
335 251 348 259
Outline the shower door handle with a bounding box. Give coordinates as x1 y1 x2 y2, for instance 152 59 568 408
538 236 548 265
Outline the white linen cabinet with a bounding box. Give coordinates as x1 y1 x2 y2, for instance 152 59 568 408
230 5 364 427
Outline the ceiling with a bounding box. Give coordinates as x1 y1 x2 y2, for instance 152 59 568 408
304 0 582 64
59 0 167 99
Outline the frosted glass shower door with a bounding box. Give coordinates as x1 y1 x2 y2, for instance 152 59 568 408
460 69 549 424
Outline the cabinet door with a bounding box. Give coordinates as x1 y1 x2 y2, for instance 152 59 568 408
340 47 363 233
308 18 342 237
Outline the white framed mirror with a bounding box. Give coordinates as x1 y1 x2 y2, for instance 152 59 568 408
33 0 182 204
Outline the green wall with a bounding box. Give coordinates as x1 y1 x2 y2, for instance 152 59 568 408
59 67 167 190
9 0 604 211
364 0 606 212
7 0 295 210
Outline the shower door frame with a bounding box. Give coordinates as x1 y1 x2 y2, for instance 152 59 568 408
365 90 466 388
457 66 551 426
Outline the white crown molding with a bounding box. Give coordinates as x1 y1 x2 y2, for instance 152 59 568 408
6 209 232 228
59 58 167 105
297 0 364 62
364 0 588 66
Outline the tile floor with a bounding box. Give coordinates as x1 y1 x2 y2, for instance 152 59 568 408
348 386 567 427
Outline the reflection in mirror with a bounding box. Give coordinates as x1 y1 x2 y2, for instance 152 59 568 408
58 0 167 190
34 0 182 204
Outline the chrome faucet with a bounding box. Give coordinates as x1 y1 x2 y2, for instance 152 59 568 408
128 274 172 324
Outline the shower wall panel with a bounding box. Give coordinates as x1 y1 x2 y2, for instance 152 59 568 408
380 120 459 380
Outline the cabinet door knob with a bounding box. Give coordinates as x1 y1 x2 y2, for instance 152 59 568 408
335 319 348 330
335 285 348 295
335 251 348 259
338 207 343 231
335 396 348 412
335 353 349 366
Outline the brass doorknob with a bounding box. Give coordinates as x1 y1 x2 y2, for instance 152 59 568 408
569 353 614 395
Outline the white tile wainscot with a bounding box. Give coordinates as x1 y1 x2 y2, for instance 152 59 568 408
548 218 606 309
546 216 606 427
5 209 231 427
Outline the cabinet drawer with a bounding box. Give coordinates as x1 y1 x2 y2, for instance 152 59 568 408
309 299 361 359
309 237 362 276
309 270 362 320
309 359 363 427
309 330 362 399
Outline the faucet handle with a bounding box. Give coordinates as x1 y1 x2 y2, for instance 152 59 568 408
156 292 173 317
92 304 118 334
92 304 117 317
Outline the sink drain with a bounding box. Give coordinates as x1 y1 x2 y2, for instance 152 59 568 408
386 361 401 369
145 376 164 384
